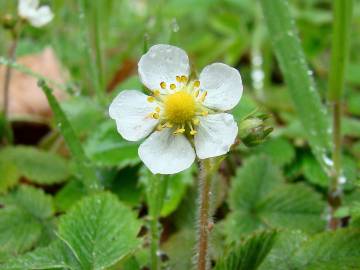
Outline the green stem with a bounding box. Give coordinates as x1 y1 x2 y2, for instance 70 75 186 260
147 174 167 270
197 159 213 270
327 0 353 230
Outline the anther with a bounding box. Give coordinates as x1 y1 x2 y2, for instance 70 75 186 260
190 130 197 135
192 118 200 125
153 90 160 96
181 75 188 83
151 112 160 119
156 124 163 131
194 80 200 88
170 83 176 90
160 82 166 89
173 128 185 135
176 76 181 82
202 110 208 116
147 96 155 102
155 107 161 113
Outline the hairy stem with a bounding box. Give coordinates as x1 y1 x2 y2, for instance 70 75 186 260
327 0 353 229
197 159 213 270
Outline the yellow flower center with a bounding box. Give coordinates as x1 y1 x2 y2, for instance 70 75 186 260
164 91 196 124
146 76 209 136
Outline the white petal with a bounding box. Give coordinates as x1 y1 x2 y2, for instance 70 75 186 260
194 113 238 159
28 6 54 27
18 0 39 18
138 44 190 92
109 90 159 141
139 129 195 174
199 63 243 111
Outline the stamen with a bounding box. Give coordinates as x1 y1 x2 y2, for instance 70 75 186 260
200 91 208 102
160 82 166 89
202 110 208 116
170 83 176 90
151 112 160 119
156 124 163 131
173 124 185 135
155 107 161 113
194 80 200 88
181 75 188 83
147 96 155 102
176 76 181 82
192 118 200 125
194 89 200 98
163 122 173 128
188 122 197 136
153 90 160 96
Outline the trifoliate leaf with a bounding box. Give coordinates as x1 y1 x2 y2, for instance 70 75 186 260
58 193 141 270
0 185 54 256
252 137 295 166
0 146 70 185
215 230 277 270
0 161 19 193
1 240 81 270
226 156 325 242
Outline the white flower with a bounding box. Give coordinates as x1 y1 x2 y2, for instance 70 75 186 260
109 44 243 174
18 0 54 27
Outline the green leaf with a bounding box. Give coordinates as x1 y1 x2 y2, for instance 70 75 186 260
215 230 277 270
1 240 81 270
39 80 100 191
0 146 69 185
84 120 139 168
260 0 332 172
0 185 55 256
259 230 309 270
252 137 295 166
0 161 19 193
261 229 360 270
54 179 87 212
58 193 141 270
226 156 325 242
0 207 42 256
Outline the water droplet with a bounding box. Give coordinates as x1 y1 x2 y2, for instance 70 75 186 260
171 18 180 33
322 154 334 167
339 175 347 184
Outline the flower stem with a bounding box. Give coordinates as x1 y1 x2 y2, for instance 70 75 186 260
197 159 213 270
327 0 353 229
147 174 167 270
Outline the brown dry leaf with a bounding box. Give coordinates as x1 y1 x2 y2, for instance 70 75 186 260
0 47 67 119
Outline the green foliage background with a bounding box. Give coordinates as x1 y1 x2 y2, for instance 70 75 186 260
0 0 359 269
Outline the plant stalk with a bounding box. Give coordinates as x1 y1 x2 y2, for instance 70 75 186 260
327 0 353 229
197 159 213 270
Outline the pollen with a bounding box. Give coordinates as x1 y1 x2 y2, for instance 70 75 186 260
164 91 196 124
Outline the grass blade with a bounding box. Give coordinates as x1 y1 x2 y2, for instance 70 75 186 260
38 80 100 192
259 0 332 171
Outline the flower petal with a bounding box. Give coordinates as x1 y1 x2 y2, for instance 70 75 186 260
28 6 54 27
18 0 39 18
194 113 238 159
199 63 243 111
109 90 159 141
139 129 195 174
138 44 190 92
